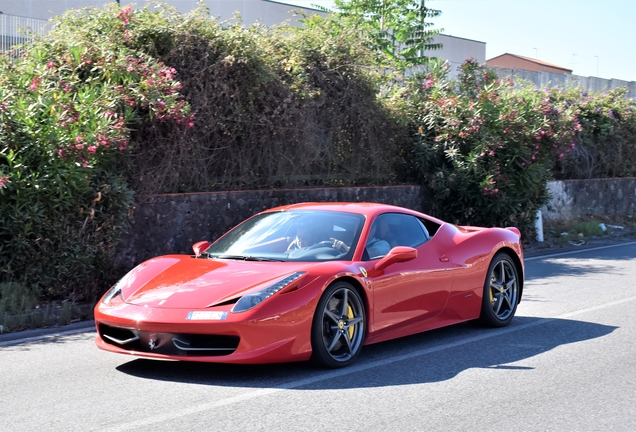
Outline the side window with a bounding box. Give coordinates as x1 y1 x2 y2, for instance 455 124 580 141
365 215 393 260
364 213 429 260
420 217 440 237
387 214 428 248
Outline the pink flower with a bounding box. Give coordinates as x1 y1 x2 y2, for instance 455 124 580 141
425 80 433 89
47 61 55 69
76 144 83 150
76 136 84 143
88 146 96 153
188 121 194 128
0 174 10 188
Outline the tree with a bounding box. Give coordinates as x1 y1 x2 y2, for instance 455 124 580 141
325 0 443 70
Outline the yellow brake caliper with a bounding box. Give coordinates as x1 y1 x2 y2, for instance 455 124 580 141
346 304 355 340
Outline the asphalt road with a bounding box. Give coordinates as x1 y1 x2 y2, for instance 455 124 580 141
2 242 636 432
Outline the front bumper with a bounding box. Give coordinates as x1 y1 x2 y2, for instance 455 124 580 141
94 299 315 364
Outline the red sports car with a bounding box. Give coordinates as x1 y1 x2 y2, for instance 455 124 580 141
95 202 523 368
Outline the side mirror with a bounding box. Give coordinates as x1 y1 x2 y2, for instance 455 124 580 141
373 246 417 271
192 240 211 257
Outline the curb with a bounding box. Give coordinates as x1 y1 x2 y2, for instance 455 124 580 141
0 320 95 345
523 232 636 259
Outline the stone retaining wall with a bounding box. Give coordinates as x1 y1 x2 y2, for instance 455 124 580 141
114 185 423 267
114 178 636 266
543 178 636 221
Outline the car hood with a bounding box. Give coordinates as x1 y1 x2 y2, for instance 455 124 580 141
116 255 310 309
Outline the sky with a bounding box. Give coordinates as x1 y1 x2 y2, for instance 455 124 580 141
278 0 636 82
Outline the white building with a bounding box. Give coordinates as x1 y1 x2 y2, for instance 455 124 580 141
1 1 484 72
0 0 323 25
426 34 486 77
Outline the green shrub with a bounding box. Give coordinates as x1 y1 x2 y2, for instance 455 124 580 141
0 3 191 300
0 282 39 315
104 5 407 194
552 87 636 179
400 60 580 238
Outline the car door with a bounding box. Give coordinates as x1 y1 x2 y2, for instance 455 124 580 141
366 213 453 339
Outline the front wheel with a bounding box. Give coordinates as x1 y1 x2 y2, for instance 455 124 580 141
311 282 366 368
479 252 519 327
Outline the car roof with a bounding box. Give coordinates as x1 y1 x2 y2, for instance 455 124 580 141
263 202 423 219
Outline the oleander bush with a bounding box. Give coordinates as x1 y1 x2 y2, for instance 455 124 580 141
399 59 581 238
551 87 636 179
50 3 405 196
0 4 191 300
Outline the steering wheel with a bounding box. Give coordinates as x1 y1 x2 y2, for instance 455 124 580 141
305 240 333 250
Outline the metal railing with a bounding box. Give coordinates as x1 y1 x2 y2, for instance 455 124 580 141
0 13 52 51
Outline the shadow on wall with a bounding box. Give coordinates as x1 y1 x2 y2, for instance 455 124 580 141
114 186 424 267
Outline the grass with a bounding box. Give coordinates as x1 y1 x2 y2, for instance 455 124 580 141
0 282 94 334
543 214 636 244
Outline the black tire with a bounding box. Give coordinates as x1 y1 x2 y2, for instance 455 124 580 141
311 281 366 368
479 252 519 327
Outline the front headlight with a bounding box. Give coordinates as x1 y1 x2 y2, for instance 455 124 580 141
102 284 123 305
231 272 306 313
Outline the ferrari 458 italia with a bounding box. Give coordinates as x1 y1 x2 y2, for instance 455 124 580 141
95 202 524 368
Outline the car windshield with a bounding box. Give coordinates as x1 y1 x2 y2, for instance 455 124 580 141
205 210 365 262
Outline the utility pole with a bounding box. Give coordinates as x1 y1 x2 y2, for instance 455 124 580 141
595 55 599 77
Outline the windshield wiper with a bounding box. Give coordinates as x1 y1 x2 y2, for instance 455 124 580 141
212 254 284 262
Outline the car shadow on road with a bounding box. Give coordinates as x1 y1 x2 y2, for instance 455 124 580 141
115 316 617 389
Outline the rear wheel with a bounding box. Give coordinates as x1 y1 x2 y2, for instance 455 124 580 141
480 252 519 327
311 281 365 368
